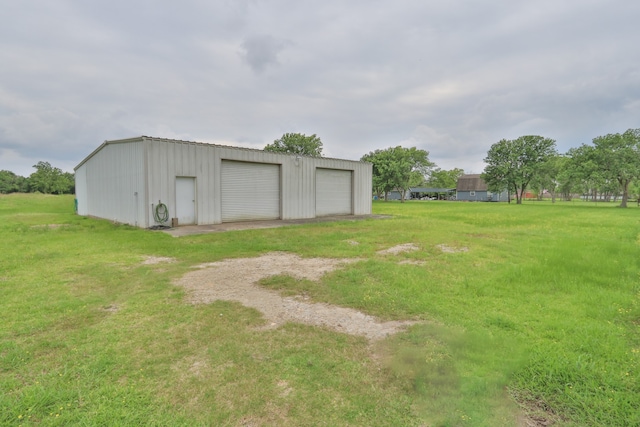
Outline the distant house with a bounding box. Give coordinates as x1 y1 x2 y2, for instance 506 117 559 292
455 174 509 202
386 190 405 201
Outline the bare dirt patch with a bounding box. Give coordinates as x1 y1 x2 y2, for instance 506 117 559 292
377 243 420 255
510 389 562 427
436 244 469 253
101 304 120 313
398 260 426 266
175 252 417 341
30 224 67 229
142 256 176 265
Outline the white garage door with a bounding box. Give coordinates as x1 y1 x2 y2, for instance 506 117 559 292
221 161 280 222
316 168 352 216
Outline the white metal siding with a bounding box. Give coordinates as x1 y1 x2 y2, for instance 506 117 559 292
76 137 372 227
74 166 87 215
316 168 352 216
221 161 281 222
280 156 313 220
78 141 145 226
352 161 372 215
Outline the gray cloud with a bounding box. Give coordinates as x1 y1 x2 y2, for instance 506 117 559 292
241 34 289 73
0 1 639 177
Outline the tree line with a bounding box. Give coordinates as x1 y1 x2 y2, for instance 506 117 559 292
359 129 640 208
6 129 639 207
0 161 75 194
273 130 640 208
482 128 640 207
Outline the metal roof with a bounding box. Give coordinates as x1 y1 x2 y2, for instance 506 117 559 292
456 174 488 191
75 135 369 171
409 187 456 192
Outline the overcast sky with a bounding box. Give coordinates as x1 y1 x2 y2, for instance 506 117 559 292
1 1 639 177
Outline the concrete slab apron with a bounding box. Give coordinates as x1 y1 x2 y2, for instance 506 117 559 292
161 215 389 237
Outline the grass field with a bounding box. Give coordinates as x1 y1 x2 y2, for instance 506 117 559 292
1 194 638 426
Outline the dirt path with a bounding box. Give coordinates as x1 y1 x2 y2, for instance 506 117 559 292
170 248 546 426
174 252 417 341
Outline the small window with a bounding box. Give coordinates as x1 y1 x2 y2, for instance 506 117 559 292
470 191 475 196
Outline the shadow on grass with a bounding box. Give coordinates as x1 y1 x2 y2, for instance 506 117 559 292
382 323 530 426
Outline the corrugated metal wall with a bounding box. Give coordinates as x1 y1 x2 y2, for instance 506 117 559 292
77 137 372 227
456 191 488 201
74 166 87 215
75 140 146 226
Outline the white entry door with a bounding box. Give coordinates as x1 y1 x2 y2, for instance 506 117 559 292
175 177 196 225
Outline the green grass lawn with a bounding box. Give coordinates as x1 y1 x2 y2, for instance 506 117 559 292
1 194 638 426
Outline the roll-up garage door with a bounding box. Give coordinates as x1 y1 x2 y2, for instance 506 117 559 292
221 161 280 222
316 168 352 216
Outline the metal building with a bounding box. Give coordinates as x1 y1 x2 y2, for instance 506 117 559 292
74 136 372 228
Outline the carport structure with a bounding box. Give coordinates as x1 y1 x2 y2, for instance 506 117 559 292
407 187 455 200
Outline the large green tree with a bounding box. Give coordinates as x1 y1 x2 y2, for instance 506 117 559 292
0 170 28 193
28 161 74 194
630 180 640 206
427 168 465 189
264 133 323 157
529 155 564 202
361 146 433 202
552 155 582 201
566 130 640 206
361 148 395 199
591 129 640 207
57 172 75 195
565 145 600 201
482 135 557 204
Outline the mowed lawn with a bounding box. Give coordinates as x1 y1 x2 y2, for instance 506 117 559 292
1 194 638 426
